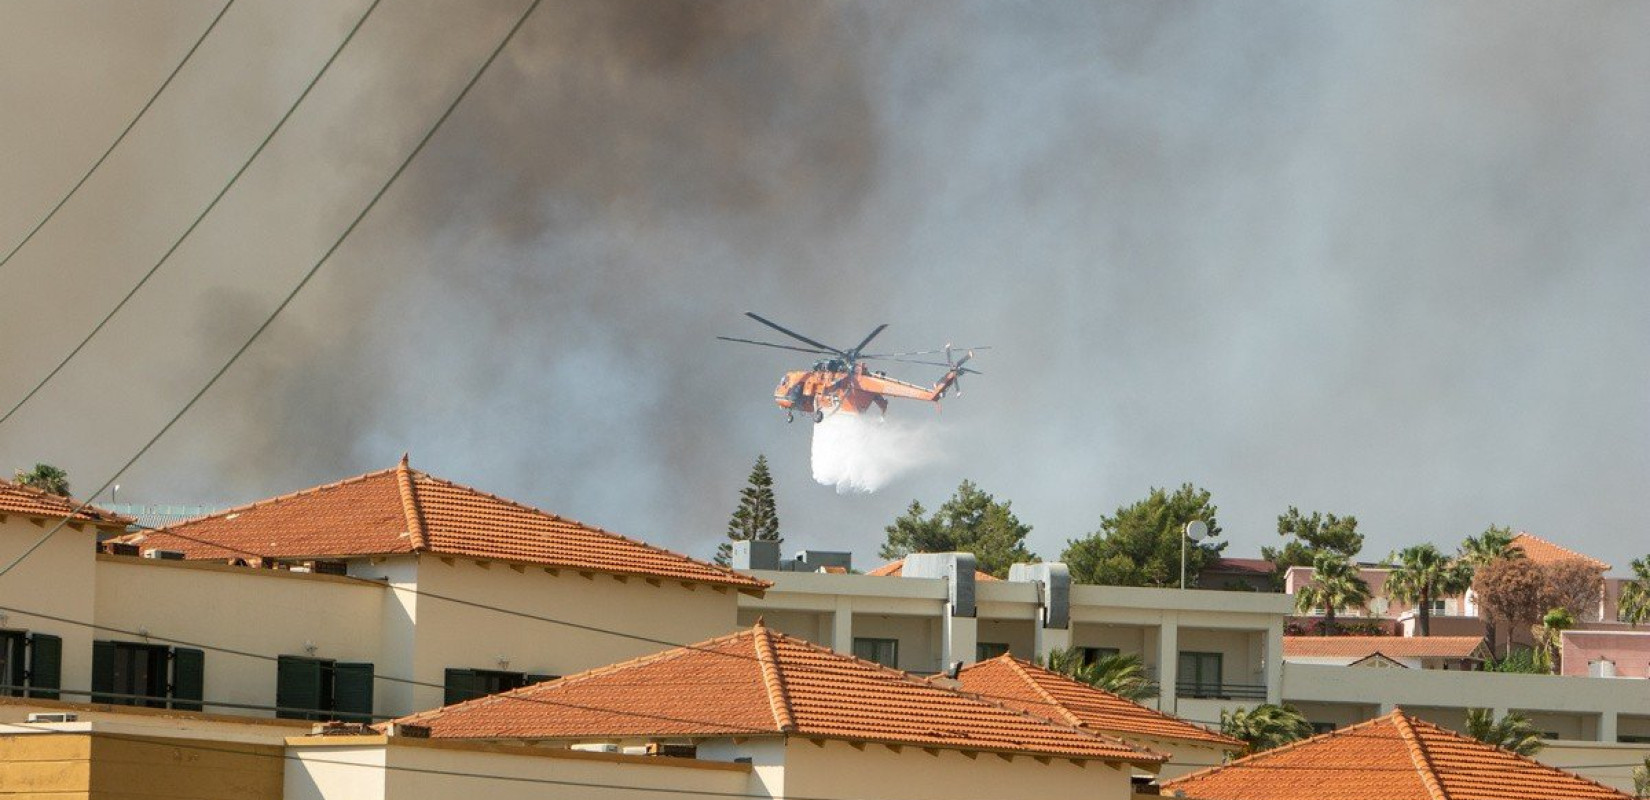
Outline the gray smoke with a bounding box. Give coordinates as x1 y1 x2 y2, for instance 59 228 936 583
1 1 1647 571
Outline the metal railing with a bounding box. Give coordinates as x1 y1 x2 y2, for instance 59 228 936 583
1175 681 1268 701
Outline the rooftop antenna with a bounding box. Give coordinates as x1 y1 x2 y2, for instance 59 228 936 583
1180 520 1209 590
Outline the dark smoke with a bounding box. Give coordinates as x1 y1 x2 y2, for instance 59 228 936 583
1 1 1647 571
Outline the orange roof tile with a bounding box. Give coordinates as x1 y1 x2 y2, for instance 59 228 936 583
867 557 1001 581
1162 710 1630 800
953 656 1241 749
114 457 766 590
0 479 131 528
392 623 1164 765
1283 636 1488 661
1511 532 1610 571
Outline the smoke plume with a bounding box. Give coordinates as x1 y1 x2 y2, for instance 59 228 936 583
810 413 944 495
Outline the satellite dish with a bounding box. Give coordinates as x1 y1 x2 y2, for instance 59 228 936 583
1184 520 1209 542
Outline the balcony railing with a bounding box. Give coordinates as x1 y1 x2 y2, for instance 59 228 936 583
1175 681 1268 701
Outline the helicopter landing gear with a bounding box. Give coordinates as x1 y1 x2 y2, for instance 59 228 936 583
786 411 794 423
813 410 824 423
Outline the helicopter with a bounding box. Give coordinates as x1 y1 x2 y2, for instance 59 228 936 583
719 312 985 423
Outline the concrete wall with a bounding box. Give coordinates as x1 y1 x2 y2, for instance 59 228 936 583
1533 739 1650 794
405 556 739 712
94 556 387 717
781 737 1135 800
848 615 940 672
285 736 753 800
0 515 101 697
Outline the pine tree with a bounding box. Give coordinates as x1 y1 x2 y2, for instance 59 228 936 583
878 480 1036 578
716 455 781 566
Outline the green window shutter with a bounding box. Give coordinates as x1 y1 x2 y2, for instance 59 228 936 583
332 662 374 722
170 647 205 711
26 634 61 700
277 656 323 720
90 641 116 704
525 674 558 685
443 668 480 706
5 635 26 696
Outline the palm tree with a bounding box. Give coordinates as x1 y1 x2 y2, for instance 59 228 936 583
1386 544 1471 637
1631 755 1649 798
1466 708 1544 756
1620 557 1650 628
1219 704 1313 753
1294 553 1372 636
1459 526 1525 656
13 463 70 497
1038 647 1156 702
1534 607 1574 674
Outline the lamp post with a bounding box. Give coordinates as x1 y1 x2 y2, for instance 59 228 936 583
1180 520 1208 590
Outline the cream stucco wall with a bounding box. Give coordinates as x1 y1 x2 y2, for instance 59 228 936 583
94 556 387 717
1533 739 1650 794
0 515 102 698
285 737 753 800
781 737 1136 800
400 556 740 713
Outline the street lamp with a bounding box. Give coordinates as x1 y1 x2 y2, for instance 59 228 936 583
1180 520 1209 590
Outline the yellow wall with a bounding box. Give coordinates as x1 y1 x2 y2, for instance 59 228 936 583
0 731 282 800
781 737 1135 800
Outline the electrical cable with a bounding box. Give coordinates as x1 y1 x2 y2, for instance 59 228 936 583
0 0 544 583
0 0 236 277
0 0 381 430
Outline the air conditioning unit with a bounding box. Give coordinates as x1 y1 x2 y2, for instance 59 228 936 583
142 549 186 560
571 743 621 754
26 713 77 723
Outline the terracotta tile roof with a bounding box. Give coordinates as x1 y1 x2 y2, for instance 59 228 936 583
866 557 1001 581
1161 710 1630 800
113 457 766 590
953 656 1241 749
1511 532 1610 571
0 479 131 528
392 623 1164 766
1282 636 1487 661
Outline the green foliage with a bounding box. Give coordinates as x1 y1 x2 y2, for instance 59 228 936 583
13 463 70 497
1294 553 1373 635
1037 647 1156 703
715 455 781 566
878 480 1035 578
1622 557 1650 628
1483 647 1545 674
1632 756 1649 798
1262 507 1362 587
1534 607 1575 673
1466 708 1545 757
1062 484 1226 587
1459 525 1522 568
1385 544 1471 636
1218 704 1313 753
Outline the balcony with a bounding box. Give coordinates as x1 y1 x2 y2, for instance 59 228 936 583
1175 680 1268 701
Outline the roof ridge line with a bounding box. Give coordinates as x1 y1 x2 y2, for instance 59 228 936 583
751 623 797 733
0 478 131 525
1162 711 1402 788
1000 656 1244 748
1002 657 1086 729
149 466 401 532
407 470 758 582
1401 714 1634 799
395 455 429 550
1391 711 1451 800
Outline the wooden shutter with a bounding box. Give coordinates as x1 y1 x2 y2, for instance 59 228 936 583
3 634 25 696
276 656 323 720
90 640 116 704
170 647 205 711
443 668 480 706
26 634 61 700
332 662 375 722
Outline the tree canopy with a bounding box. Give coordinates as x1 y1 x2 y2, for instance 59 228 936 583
715 455 781 566
1474 557 1550 640
878 480 1035 578
1466 708 1544 757
13 463 69 497
1219 704 1313 753
1385 544 1470 636
1295 553 1372 635
1062 484 1225 587
1262 507 1362 585
1621 557 1650 628
1037 647 1155 703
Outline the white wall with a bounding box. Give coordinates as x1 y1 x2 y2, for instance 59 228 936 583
781 737 1135 800
0 515 101 697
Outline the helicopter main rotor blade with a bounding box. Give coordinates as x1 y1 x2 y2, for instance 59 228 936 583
716 336 837 356
744 312 844 355
847 323 889 358
861 345 993 358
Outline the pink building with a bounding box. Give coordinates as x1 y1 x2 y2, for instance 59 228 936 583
1560 630 1650 679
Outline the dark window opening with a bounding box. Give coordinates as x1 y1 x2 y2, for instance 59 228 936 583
1177 651 1224 698
851 638 899 668
1080 646 1121 665
443 668 553 706
975 642 1010 661
278 656 374 722
92 640 202 710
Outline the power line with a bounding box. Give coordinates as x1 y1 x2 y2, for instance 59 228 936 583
0 0 382 430
0 0 543 580
0 0 236 277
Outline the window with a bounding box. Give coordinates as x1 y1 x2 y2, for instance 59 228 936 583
1311 722 1337 735
852 638 899 668
91 641 203 710
976 642 1010 661
0 630 61 700
443 668 555 706
1080 646 1121 665
1177 651 1223 698
277 656 375 721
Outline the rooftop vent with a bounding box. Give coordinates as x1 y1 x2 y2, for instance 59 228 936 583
142 549 185 560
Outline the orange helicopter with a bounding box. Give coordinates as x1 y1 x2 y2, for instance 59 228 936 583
719 312 985 423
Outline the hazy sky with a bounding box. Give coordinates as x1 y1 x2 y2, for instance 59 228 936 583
2 1 1647 573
